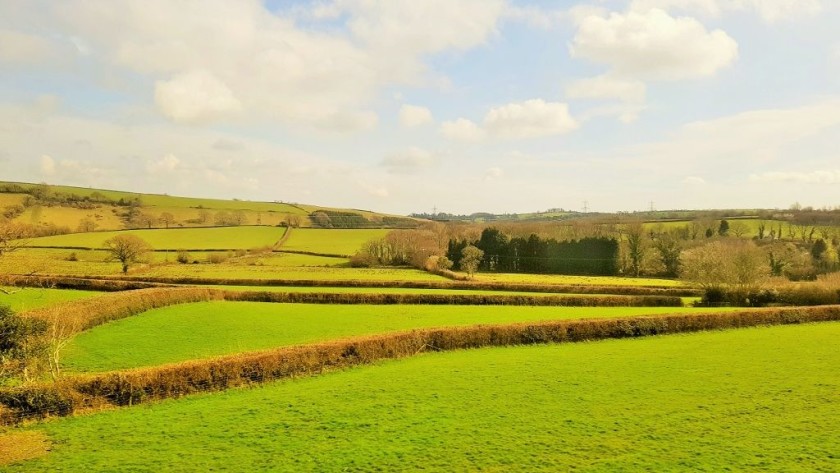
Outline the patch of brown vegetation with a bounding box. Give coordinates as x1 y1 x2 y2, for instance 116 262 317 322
0 430 49 466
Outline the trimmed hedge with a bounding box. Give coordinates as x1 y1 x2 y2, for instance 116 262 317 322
8 274 700 297
3 305 839 423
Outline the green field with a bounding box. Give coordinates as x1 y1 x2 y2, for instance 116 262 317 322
470 272 683 287
24 227 287 250
11 322 840 471
64 302 737 372
0 287 101 312
280 228 390 256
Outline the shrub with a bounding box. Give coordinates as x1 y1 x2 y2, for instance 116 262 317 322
207 253 228 264
176 250 190 264
66 252 78 262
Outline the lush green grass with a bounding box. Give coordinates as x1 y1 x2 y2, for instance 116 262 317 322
0 287 100 312
64 302 738 372
24 227 287 250
280 228 390 256
12 322 840 472
469 272 684 287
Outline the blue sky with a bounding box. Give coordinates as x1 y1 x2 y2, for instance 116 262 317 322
1 0 838 214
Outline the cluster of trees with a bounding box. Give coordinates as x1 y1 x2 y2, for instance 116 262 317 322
311 210 419 229
446 228 619 276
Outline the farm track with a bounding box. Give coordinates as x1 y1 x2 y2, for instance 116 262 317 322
3 305 839 424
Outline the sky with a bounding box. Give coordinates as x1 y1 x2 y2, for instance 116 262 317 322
1 0 839 215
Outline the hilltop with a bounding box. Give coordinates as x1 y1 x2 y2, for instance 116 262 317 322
0 181 420 235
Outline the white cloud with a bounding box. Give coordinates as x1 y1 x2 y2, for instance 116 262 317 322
381 147 439 173
35 0 504 131
40 155 56 176
484 167 503 180
749 170 840 184
566 75 646 122
570 8 738 81
398 104 433 127
440 118 487 142
483 99 578 139
682 176 706 185
154 70 242 124
630 0 822 23
0 29 57 64
147 154 181 174
566 75 647 103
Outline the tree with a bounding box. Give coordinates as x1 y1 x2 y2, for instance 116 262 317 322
158 212 175 229
103 234 152 273
77 217 97 233
460 245 484 279
652 231 682 277
0 222 29 257
624 221 647 277
756 220 767 240
197 209 211 225
729 221 749 238
681 240 769 305
718 219 730 236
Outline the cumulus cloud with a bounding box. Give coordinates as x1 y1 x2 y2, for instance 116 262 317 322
154 70 242 124
483 99 578 139
40 155 56 176
30 0 504 131
749 170 840 184
570 8 738 81
398 104 433 127
381 147 439 173
440 118 487 142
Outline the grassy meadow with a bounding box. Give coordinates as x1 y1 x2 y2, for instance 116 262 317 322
62 302 738 372
24 226 288 250
469 272 683 287
0 287 101 312
9 322 839 472
280 228 390 256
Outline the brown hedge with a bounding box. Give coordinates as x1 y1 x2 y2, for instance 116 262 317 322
3 305 838 423
10 273 700 297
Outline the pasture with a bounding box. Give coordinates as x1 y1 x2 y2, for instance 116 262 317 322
24 227 287 251
0 287 100 312
63 302 738 372
280 228 390 256
9 322 839 471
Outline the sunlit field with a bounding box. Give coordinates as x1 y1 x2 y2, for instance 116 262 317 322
10 323 839 472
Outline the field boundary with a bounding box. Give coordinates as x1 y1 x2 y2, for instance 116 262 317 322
5 274 701 297
2 305 839 424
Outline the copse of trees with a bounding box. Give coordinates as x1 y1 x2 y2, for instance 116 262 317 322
447 228 620 276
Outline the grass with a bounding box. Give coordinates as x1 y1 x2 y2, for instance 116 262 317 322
280 228 390 256
469 272 683 287
63 302 739 372
0 287 101 312
9 322 840 472
24 226 287 250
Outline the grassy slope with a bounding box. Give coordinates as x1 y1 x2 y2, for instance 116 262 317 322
0 288 100 312
12 322 840 472
64 302 738 372
24 227 287 250
280 228 390 256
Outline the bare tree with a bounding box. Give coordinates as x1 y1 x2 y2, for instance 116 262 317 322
729 221 749 238
103 234 152 273
158 212 175 229
77 217 97 233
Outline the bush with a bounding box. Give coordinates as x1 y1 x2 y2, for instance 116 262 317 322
207 253 228 264
176 250 190 264
66 252 78 262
